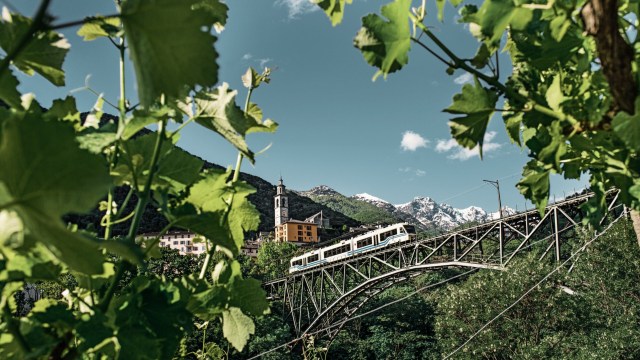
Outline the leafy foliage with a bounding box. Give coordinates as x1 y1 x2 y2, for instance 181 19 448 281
315 0 640 228
0 1 278 358
436 220 640 358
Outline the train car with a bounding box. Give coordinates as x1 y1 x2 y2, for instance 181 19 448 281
288 249 325 273
289 223 417 273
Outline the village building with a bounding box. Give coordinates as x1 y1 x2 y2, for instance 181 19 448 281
273 178 328 244
141 231 260 258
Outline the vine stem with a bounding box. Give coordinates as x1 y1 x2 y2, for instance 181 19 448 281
99 119 167 311
231 87 253 183
199 86 254 279
48 14 120 31
0 0 51 76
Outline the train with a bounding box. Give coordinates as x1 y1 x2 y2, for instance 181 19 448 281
289 223 417 273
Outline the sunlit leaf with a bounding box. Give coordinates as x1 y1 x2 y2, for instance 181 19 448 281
444 77 498 157
194 83 277 162
0 11 70 85
312 0 353 26
121 0 228 106
354 0 411 80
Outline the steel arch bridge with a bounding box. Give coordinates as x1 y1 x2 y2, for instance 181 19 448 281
263 191 625 340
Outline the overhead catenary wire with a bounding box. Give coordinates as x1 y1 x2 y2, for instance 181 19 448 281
441 213 624 360
247 269 477 360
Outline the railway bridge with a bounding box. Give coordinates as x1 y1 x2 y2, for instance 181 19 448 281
263 191 624 340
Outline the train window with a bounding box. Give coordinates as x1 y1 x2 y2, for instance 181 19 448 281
308 255 319 263
357 238 372 247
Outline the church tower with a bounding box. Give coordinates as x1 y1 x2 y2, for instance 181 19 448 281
274 177 289 226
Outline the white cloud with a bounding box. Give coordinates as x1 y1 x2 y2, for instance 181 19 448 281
276 0 318 19
435 131 502 160
258 58 272 68
435 138 458 152
400 131 429 151
398 167 426 177
454 72 473 85
242 53 252 60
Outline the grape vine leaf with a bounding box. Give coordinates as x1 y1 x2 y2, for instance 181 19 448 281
0 71 21 108
444 77 498 158
468 0 532 47
112 133 204 194
121 0 228 106
312 0 353 26
120 107 174 140
77 17 121 41
354 0 411 80
612 98 640 152
0 110 110 274
222 307 255 351
517 160 550 214
0 10 70 86
194 83 278 162
184 169 260 254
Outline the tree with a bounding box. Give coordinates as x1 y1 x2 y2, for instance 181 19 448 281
435 219 640 358
312 0 640 241
253 241 300 280
0 1 276 357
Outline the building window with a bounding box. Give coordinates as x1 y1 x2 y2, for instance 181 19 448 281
173 241 178 245
298 225 302 229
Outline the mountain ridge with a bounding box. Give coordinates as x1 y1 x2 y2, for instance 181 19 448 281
300 185 515 231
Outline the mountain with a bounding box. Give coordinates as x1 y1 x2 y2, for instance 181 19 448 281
395 197 515 230
298 186 400 226
68 114 361 237
299 187 516 232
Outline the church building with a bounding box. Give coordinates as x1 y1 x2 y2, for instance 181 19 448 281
274 178 319 243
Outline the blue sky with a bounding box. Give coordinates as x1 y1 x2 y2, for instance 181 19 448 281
12 0 587 211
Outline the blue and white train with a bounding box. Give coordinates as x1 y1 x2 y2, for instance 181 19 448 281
289 223 417 273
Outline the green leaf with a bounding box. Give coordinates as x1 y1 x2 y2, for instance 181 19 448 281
120 107 173 140
612 98 640 153
222 307 255 351
549 14 571 42
77 16 121 41
503 111 522 146
471 43 492 69
516 161 550 215
0 70 21 108
229 278 269 316
194 83 278 162
112 133 204 193
312 0 353 26
444 77 498 157
184 169 260 254
0 110 110 274
45 96 81 124
121 0 228 106
545 74 564 112
470 0 532 46
0 11 70 86
353 0 411 80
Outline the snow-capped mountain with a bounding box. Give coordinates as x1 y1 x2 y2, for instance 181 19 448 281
299 186 516 231
354 193 515 230
394 197 515 229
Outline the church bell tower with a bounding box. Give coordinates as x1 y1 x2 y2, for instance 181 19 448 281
274 177 289 226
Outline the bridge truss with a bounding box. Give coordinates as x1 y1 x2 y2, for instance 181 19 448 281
263 191 625 340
